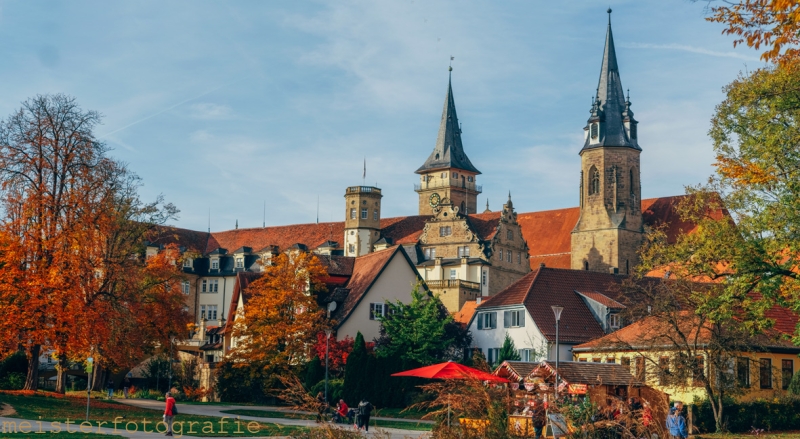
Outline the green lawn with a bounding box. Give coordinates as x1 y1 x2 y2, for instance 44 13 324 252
219 409 432 431
372 407 430 420
0 434 123 438
0 393 305 437
696 435 800 439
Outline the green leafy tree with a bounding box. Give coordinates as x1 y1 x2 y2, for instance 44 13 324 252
497 333 520 364
375 283 471 365
304 356 323 391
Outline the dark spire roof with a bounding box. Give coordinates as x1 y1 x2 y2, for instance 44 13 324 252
583 11 640 152
416 71 481 175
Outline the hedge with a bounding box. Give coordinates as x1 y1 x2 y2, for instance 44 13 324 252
692 398 800 433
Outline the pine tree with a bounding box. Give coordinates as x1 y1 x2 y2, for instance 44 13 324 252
343 332 367 404
497 332 520 365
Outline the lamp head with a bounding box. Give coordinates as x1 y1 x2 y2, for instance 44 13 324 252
551 305 564 321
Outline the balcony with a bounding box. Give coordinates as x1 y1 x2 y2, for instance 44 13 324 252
414 181 482 193
426 279 481 291
346 186 381 195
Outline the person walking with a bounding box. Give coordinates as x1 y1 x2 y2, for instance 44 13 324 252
123 377 131 399
106 379 114 399
666 401 688 439
163 391 176 436
357 399 374 432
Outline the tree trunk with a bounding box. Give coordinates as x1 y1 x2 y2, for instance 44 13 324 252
23 344 40 391
55 354 68 394
91 365 105 391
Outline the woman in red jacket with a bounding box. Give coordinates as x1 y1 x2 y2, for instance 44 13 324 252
163 392 176 436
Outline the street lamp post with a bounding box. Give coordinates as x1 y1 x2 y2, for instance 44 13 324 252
551 305 564 400
168 337 175 392
324 329 332 404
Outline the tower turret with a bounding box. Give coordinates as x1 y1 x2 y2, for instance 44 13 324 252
571 9 643 275
415 68 482 216
344 186 382 257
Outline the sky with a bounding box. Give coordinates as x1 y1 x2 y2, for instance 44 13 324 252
0 1 765 232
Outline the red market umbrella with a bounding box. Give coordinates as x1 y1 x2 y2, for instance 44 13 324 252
391 361 509 383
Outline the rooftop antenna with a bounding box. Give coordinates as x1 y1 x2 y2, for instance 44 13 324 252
235 219 238 230
208 208 211 233
362 157 366 185
316 196 319 224
263 201 266 228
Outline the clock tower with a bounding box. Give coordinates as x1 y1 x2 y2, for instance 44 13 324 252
415 69 481 216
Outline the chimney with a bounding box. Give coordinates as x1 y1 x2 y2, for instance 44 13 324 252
476 297 482 305
609 267 619 274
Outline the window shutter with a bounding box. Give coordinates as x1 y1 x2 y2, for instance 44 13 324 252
369 303 375 320
504 311 510 328
490 312 497 329
519 311 525 327
477 314 484 330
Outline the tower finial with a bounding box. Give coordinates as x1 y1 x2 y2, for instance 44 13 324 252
607 7 612 23
508 191 511 201
449 55 454 72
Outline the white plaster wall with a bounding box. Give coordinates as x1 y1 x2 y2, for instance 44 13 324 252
337 252 419 342
469 308 548 361
197 274 235 326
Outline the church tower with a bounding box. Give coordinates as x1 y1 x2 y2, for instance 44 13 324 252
415 69 482 216
571 10 643 275
344 186 382 257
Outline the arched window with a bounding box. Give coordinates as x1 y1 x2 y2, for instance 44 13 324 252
589 167 601 195
583 260 589 271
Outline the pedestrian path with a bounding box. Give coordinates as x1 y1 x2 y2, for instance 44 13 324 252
116 398 429 438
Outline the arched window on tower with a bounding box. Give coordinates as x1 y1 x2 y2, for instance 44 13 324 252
589 167 601 195
629 168 637 205
583 260 589 271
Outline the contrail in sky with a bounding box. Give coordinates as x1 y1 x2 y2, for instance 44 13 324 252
98 79 241 139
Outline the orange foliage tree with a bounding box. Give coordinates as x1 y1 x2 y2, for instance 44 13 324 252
227 251 329 388
0 94 189 392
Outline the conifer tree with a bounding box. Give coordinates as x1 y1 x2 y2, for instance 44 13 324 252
343 332 367 404
497 332 520 365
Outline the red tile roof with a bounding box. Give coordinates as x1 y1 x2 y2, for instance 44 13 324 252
330 246 414 326
477 267 635 344
454 300 479 327
577 291 626 309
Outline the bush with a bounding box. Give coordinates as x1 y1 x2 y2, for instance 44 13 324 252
0 352 27 380
310 378 344 404
0 372 25 390
789 372 800 396
692 398 800 433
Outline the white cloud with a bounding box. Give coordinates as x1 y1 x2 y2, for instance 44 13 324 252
187 103 233 120
620 42 762 62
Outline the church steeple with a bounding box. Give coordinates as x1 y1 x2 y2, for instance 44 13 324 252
416 70 480 175
583 9 640 151
414 68 482 216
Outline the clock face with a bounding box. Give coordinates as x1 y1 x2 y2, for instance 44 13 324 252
429 193 441 207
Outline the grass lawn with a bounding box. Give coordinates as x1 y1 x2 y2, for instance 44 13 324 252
697 434 800 439
0 392 305 437
372 407 430 420
0 434 123 438
219 409 432 431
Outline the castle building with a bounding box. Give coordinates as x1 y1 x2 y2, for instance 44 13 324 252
571 13 643 275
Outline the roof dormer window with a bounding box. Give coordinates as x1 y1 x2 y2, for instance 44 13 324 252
235 258 244 269
211 259 219 270
183 258 192 268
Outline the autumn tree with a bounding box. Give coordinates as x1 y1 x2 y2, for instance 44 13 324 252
312 332 353 377
227 251 328 388
0 94 188 391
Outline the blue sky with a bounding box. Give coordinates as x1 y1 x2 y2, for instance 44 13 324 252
0 1 764 232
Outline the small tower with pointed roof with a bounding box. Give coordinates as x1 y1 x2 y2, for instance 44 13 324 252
571 9 643 275
415 68 482 216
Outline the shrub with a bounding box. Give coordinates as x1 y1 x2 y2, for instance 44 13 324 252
310 378 344 404
0 352 27 381
0 372 25 390
692 398 800 433
789 372 800 396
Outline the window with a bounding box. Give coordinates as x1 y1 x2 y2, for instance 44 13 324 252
482 271 487 285
439 226 452 237
350 208 356 219
520 349 534 362
621 357 631 369
693 355 706 387
361 208 367 219
760 358 772 389
591 123 598 139
635 357 646 381
201 280 208 293
589 167 600 195
182 281 190 295
629 169 635 196
507 230 513 240
452 172 458 178
458 246 470 257
183 258 192 268
630 123 637 139
737 357 750 388
207 305 218 320
606 357 615 364
200 305 206 320
449 269 457 279
498 250 503 261
212 279 219 292
517 253 521 264
592 358 601 363
579 358 587 362
782 360 794 390
468 176 473 182
476 312 497 330
424 247 436 260
373 210 378 221
211 259 219 270
583 260 589 271
441 172 446 178
235 258 244 269
507 250 512 262
348 244 355 254
659 356 670 386
487 348 500 365
369 303 385 320
609 314 621 329
504 310 525 328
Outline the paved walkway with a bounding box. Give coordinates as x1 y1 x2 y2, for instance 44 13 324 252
117 398 429 438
